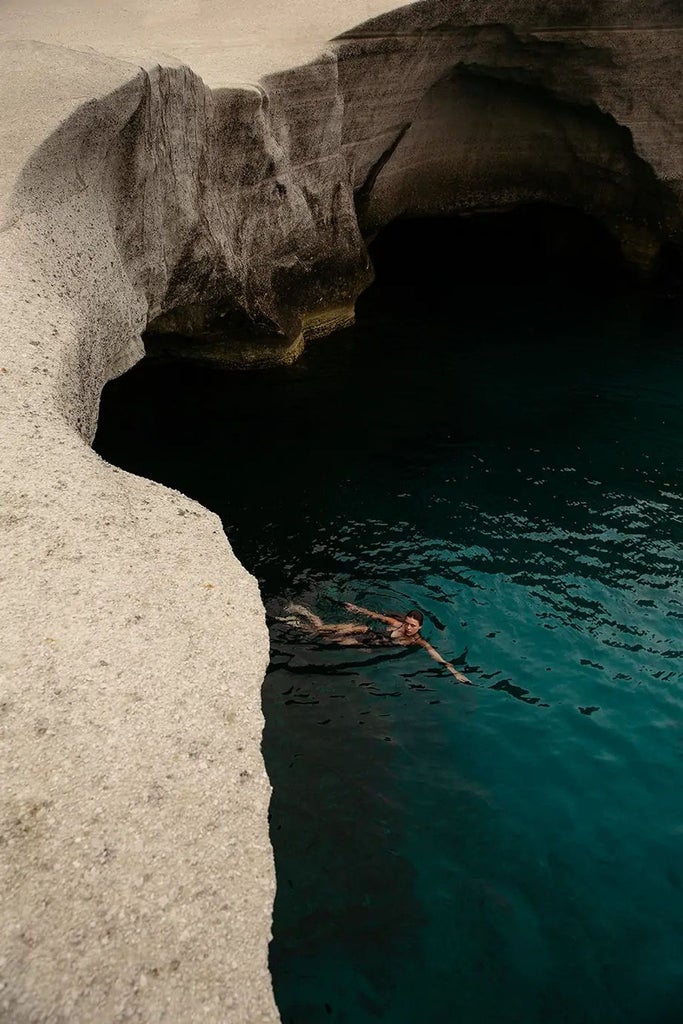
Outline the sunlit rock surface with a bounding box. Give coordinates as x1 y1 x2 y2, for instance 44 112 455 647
0 1 681 1022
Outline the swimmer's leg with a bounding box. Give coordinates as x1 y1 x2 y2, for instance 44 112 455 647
317 622 369 636
284 604 369 641
285 603 325 629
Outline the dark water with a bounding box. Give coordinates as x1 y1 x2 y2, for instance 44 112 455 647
95 260 683 1024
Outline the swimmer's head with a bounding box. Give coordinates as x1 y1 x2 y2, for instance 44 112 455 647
402 609 423 636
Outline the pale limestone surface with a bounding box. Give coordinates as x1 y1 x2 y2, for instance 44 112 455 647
0 0 413 85
0 3 412 1023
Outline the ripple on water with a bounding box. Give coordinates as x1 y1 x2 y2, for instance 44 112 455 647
94 288 683 1024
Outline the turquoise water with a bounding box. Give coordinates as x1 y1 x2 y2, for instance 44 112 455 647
95 275 683 1024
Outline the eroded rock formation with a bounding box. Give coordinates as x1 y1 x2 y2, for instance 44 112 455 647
146 0 683 357
338 6 683 278
0 2 681 1022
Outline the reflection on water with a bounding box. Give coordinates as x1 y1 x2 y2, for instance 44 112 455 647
95 281 683 1024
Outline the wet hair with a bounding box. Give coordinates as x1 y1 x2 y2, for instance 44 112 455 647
386 609 424 627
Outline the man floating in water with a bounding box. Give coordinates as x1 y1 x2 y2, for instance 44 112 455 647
285 601 473 684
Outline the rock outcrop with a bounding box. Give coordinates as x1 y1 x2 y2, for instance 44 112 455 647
0 40 284 1024
0 2 681 1022
337 2 683 278
135 3 683 357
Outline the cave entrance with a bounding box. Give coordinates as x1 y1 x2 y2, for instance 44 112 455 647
361 202 637 308
348 203 678 375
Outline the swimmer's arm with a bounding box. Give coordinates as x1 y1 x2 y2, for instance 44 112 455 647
417 638 473 684
343 602 401 626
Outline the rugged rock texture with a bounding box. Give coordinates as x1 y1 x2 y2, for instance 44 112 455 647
336 3 683 276
0 2 681 1022
138 0 683 352
0 40 278 1024
0 45 280 1024
143 55 372 364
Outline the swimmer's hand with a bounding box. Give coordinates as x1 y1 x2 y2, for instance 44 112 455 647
344 602 360 613
448 665 474 685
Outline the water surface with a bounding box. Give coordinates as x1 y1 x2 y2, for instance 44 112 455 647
95 276 683 1024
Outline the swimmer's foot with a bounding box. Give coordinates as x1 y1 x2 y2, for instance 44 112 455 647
273 613 306 627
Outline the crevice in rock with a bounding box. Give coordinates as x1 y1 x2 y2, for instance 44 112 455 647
355 121 411 225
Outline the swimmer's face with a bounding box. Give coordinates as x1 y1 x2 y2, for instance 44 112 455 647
402 616 421 637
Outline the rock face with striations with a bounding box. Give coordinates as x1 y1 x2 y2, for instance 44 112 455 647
337 1 683 277
0 1 681 1022
145 0 682 355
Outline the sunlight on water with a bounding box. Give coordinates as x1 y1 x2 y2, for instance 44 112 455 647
95 282 683 1024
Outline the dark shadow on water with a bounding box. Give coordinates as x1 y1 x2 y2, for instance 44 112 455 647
265 668 426 1020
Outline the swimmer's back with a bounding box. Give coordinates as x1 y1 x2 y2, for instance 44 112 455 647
359 628 396 647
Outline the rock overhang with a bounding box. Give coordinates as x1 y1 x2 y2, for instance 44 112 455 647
139 5 683 356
